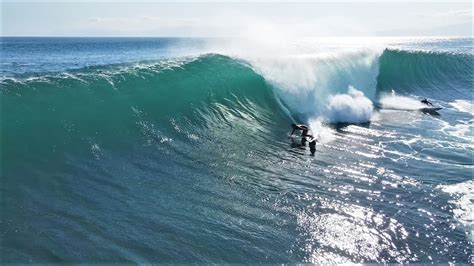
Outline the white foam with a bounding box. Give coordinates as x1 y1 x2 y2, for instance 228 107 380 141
379 93 425 111
437 119 474 143
325 86 374 124
438 180 474 231
308 119 336 144
449 100 474 115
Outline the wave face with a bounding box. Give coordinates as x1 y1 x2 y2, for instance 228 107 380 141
2 39 473 264
2 55 289 163
377 49 473 99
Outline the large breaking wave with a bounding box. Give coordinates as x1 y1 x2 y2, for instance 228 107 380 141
1 55 289 163
2 44 473 264
1 48 472 157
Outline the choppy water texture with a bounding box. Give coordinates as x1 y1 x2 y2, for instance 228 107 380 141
1 37 473 263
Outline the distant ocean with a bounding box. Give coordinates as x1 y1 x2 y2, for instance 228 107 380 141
1 37 472 263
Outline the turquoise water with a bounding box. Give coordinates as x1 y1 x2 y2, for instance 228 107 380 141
1 37 473 263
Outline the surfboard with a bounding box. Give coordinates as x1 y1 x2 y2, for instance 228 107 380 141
420 107 442 115
420 107 442 112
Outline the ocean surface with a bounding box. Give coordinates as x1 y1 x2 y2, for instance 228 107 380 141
1 37 473 263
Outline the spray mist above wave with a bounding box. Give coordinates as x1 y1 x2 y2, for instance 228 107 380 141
202 21 383 126
202 22 388 129
238 50 380 114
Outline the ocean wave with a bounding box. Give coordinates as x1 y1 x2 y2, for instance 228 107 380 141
377 49 473 99
1 54 290 160
3 45 473 263
2 48 472 147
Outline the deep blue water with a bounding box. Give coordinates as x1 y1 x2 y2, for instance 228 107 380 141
1 37 473 263
1 37 207 76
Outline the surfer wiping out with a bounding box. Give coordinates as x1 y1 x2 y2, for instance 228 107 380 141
421 98 434 106
290 123 317 156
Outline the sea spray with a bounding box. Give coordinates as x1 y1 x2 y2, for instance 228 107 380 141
379 93 426 110
244 51 380 120
308 119 336 143
205 30 382 121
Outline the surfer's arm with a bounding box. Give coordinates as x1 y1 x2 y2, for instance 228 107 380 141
290 123 300 136
289 124 309 137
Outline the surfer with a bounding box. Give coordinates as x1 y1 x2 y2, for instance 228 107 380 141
421 98 433 106
290 123 317 155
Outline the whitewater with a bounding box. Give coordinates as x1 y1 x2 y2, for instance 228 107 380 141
1 37 473 263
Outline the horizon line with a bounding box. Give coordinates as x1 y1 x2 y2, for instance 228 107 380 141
2 35 472 38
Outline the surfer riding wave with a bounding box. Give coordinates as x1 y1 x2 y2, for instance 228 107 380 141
290 124 317 156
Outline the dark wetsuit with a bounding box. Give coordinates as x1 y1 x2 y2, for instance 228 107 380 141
290 124 317 155
421 99 433 106
308 139 316 156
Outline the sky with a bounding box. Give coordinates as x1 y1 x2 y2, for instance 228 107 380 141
1 1 473 37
